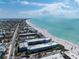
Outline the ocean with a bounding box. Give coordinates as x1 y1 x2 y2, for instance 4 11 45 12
30 16 79 45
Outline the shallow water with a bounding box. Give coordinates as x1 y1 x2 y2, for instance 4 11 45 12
31 16 79 45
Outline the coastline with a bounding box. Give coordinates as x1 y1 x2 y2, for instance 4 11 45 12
26 21 79 56
44 30 79 56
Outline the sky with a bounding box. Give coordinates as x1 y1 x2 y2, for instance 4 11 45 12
0 0 79 18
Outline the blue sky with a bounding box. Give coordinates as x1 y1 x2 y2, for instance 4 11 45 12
0 0 79 18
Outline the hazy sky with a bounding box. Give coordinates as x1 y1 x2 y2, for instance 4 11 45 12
0 0 79 18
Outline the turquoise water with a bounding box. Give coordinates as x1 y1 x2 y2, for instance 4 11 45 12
30 16 79 45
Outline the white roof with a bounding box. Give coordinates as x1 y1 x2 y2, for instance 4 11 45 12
27 42 58 50
19 33 36 36
27 38 50 43
19 42 28 48
26 36 36 39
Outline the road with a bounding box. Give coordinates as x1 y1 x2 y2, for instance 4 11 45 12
7 24 19 59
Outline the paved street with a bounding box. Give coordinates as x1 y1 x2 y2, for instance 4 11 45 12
7 24 19 59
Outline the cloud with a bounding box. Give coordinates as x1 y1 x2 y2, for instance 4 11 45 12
19 2 79 18
0 8 11 18
18 1 50 6
19 1 29 5
30 2 50 6
0 0 79 18
75 0 79 5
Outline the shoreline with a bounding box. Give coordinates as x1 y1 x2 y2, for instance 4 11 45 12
27 21 79 56
44 30 79 56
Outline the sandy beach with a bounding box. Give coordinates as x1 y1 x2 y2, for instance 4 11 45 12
27 21 79 57
44 30 79 56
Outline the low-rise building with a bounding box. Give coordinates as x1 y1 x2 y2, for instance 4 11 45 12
0 43 6 59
